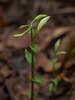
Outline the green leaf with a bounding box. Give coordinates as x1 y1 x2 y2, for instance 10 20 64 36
51 78 58 86
49 83 56 92
27 89 31 99
28 27 34 34
54 39 61 55
30 75 43 84
30 44 38 52
37 16 50 31
31 14 48 26
13 29 30 37
33 16 50 40
19 25 29 29
25 49 36 65
56 51 67 55
51 58 57 69
27 89 35 100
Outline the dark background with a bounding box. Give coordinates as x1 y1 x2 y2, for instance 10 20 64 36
0 0 75 100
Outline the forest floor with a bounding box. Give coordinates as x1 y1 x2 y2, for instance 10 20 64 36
0 0 75 100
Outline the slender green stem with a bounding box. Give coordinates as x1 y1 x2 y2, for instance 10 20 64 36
52 57 56 100
52 77 55 100
31 27 34 100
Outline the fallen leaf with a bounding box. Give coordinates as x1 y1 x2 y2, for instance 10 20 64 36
36 54 62 72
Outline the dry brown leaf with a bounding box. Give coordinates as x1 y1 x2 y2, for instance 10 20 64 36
58 30 75 63
0 66 11 77
38 27 74 52
53 26 74 38
36 54 61 72
64 57 75 69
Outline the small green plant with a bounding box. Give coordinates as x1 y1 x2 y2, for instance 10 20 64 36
13 14 50 100
49 39 66 99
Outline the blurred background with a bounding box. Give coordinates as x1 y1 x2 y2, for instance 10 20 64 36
0 0 75 100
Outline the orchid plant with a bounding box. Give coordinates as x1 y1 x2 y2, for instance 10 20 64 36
49 39 66 100
13 14 50 100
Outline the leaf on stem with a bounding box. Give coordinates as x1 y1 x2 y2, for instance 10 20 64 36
30 75 43 84
27 89 31 99
19 25 29 29
28 26 34 34
56 51 67 55
51 58 57 69
49 83 56 92
51 78 58 86
27 89 35 100
31 14 47 26
13 29 30 37
33 16 50 40
25 49 36 65
30 44 38 52
54 39 61 55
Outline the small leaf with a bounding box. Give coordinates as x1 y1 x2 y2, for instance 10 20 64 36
19 25 29 29
37 16 50 31
25 49 36 65
51 78 58 86
28 27 34 34
49 83 56 92
54 39 61 55
30 75 43 84
30 44 38 52
27 89 31 99
51 58 57 69
13 29 30 37
31 14 47 26
56 51 67 55
27 89 35 100
33 16 50 40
